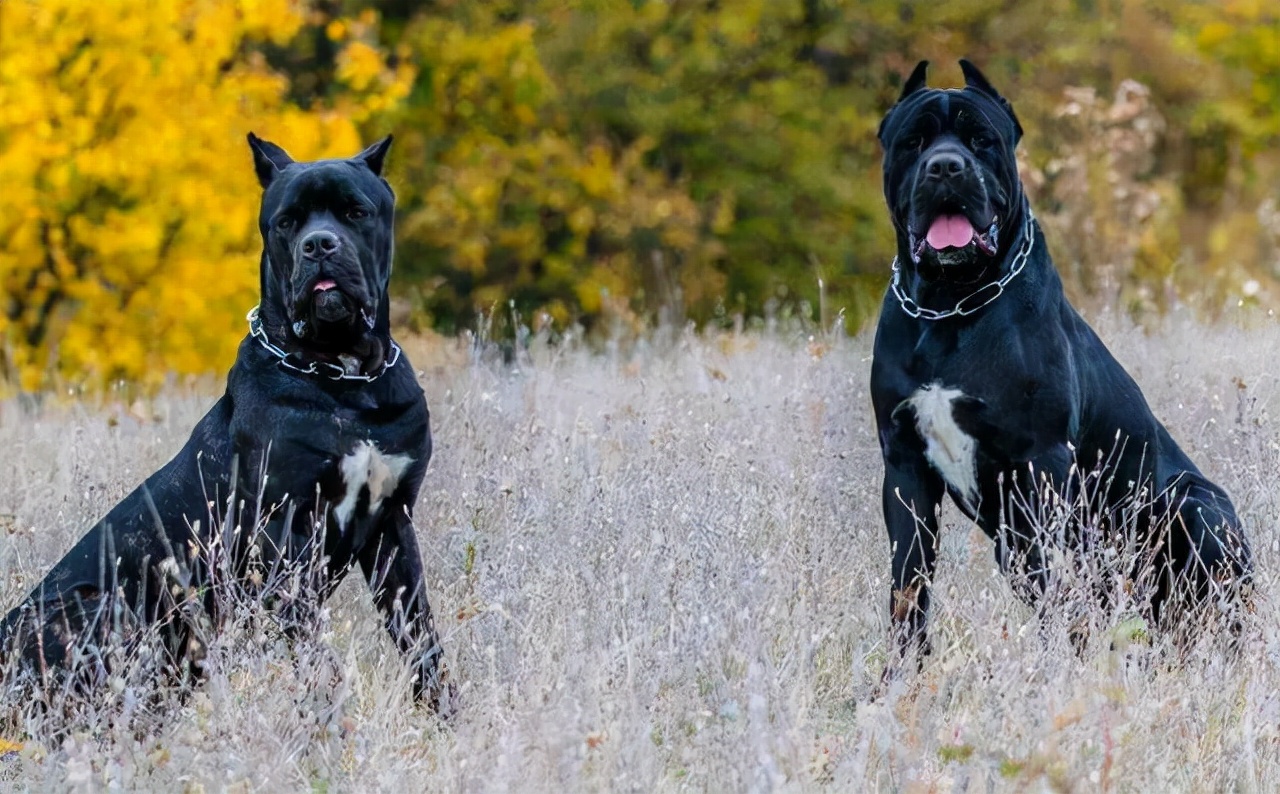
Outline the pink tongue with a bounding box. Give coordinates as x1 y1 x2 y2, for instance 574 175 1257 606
313 279 337 292
926 215 976 250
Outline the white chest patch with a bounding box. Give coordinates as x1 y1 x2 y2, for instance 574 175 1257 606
334 441 414 531
902 383 980 508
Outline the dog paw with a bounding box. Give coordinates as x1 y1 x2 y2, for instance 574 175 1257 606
415 661 460 719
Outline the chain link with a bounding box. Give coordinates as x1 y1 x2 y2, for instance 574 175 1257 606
890 210 1037 321
246 306 401 382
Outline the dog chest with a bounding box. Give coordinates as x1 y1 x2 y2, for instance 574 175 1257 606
899 383 980 508
334 440 413 530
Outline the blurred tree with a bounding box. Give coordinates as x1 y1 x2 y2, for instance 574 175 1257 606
376 7 714 333
0 0 407 391
370 0 1280 333
379 1 890 332
4 0 1280 390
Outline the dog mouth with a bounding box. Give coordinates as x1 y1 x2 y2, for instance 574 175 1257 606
291 276 376 339
310 278 356 324
909 213 1000 265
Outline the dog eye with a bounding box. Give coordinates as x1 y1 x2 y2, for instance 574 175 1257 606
971 135 994 149
274 216 294 231
901 135 923 151
346 207 369 221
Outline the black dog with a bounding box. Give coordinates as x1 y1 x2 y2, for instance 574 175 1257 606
872 60 1252 665
1 135 447 710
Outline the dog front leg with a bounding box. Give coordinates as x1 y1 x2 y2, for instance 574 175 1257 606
993 442 1076 601
357 506 449 713
1152 472 1253 630
882 454 945 675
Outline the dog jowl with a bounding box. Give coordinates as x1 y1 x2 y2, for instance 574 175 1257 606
0 136 450 712
871 60 1252 669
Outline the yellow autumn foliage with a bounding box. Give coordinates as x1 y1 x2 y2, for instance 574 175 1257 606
0 0 402 392
4 1 1280 391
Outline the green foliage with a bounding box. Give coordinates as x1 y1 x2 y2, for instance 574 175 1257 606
378 10 708 332
380 1 895 332
939 743 976 763
367 0 1280 334
8 0 1280 387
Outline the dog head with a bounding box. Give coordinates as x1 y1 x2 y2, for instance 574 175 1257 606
878 60 1025 275
248 134 396 366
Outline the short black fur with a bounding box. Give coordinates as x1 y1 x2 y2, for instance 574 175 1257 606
1 136 449 711
871 61 1252 670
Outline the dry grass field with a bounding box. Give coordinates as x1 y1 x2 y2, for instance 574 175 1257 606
1 310 1279 792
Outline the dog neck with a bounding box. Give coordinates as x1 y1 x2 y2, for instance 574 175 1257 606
891 200 1037 321
255 259 395 378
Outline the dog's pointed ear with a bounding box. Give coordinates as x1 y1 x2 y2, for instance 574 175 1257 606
959 59 1023 143
899 60 929 102
247 133 294 189
355 135 393 177
879 61 930 144
959 59 1001 99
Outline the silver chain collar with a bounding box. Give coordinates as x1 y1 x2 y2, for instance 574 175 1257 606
890 210 1037 321
246 305 401 383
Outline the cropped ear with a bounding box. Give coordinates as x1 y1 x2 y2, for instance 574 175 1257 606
958 59 1002 99
879 61 930 144
247 133 294 189
355 135 393 177
899 60 929 102
959 59 1023 143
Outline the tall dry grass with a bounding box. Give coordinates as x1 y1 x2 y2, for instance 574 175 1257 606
0 307 1278 791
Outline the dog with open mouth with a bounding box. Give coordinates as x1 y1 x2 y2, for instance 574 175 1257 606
871 60 1253 670
0 135 450 712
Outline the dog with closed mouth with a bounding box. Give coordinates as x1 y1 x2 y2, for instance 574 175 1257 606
871 60 1253 667
0 135 449 711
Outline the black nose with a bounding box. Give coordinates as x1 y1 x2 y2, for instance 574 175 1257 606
301 230 341 258
924 151 966 180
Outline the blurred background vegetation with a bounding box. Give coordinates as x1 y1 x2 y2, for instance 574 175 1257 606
1 0 1279 389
